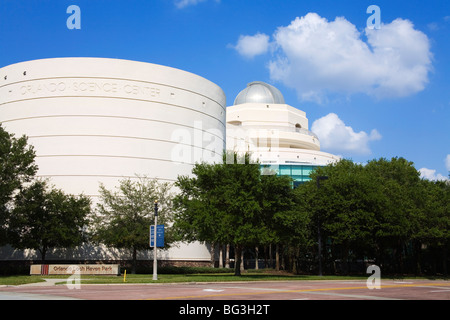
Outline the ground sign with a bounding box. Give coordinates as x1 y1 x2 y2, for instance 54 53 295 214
30 264 120 275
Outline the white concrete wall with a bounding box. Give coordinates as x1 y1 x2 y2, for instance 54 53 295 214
226 103 339 165
0 58 226 262
0 58 225 198
227 103 308 128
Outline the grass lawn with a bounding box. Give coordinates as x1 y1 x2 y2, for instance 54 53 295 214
0 270 370 286
2 268 443 286
79 273 369 285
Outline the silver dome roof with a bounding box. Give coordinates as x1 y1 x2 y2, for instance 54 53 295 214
233 81 285 105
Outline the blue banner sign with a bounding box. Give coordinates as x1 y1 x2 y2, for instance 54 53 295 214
150 225 165 247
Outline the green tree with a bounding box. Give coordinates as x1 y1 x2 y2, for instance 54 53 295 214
223 154 265 275
365 157 421 273
289 183 316 273
173 152 295 276
92 176 174 274
173 163 229 266
0 124 37 245
259 173 296 270
8 180 91 261
297 160 378 274
295 157 428 274
414 179 449 274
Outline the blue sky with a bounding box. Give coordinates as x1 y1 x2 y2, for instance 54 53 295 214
0 0 449 179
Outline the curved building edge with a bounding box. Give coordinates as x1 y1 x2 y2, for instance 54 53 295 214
0 58 226 264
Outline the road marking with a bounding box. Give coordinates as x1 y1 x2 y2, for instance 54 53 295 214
147 282 450 300
302 291 401 300
203 289 224 292
224 286 294 291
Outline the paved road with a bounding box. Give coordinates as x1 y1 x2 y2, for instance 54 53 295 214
0 279 449 301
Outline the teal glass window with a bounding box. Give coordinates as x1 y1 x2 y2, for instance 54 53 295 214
279 165 291 175
260 164 321 188
291 166 303 175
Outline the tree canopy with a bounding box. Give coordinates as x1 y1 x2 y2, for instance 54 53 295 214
299 157 449 275
0 124 37 245
173 152 296 275
173 155 449 275
92 176 174 273
8 180 91 261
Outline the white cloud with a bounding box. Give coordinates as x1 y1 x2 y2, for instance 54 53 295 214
446 154 450 171
174 0 218 9
256 13 432 103
232 33 270 59
419 168 448 181
311 113 381 155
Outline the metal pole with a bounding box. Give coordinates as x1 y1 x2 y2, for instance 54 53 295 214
153 200 158 281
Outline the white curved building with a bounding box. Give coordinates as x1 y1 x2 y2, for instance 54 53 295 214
227 81 339 186
0 58 225 197
0 60 339 264
0 57 226 262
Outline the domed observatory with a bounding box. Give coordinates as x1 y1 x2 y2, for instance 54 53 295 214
226 81 339 186
234 81 285 105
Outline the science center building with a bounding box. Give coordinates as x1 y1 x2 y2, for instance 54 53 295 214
0 58 338 264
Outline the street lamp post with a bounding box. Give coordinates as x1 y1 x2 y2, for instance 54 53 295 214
153 200 158 281
316 176 328 276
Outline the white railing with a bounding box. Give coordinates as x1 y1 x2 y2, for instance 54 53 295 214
227 124 319 140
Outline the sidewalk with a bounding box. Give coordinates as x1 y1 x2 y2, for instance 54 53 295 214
17 279 64 287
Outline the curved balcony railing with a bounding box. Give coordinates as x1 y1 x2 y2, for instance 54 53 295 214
227 124 319 140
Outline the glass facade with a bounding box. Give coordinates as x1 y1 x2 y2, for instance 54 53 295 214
261 164 321 188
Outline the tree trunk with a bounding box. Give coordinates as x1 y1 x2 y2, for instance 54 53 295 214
264 246 268 268
413 241 422 275
132 247 137 274
39 247 47 263
269 244 273 268
234 245 242 276
342 243 349 275
255 246 259 270
219 244 223 268
225 244 230 268
395 241 404 274
275 244 278 271
210 242 216 268
443 244 448 276
294 247 301 274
